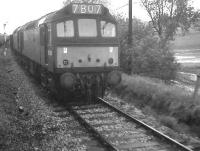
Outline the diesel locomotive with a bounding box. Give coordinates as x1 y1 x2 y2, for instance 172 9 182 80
11 2 121 102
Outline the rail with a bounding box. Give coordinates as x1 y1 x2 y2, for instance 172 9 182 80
97 97 193 151
68 106 118 151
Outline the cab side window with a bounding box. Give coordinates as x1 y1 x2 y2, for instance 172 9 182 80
101 21 116 37
56 20 74 37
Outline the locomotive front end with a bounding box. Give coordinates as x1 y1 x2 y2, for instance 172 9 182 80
11 2 121 103
57 46 121 90
52 3 121 101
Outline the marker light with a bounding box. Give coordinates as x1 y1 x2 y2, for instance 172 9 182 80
78 59 82 63
109 47 113 53
108 58 114 64
96 59 100 63
64 47 68 54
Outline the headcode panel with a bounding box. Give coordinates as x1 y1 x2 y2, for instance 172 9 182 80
72 4 102 14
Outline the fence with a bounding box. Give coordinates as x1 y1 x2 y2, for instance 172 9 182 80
193 74 200 102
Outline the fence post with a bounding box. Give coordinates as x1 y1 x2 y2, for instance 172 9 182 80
193 74 200 102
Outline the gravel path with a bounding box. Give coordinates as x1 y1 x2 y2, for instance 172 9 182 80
0 48 104 151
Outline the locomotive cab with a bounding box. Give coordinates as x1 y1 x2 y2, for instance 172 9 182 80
52 4 120 72
48 3 121 101
55 19 119 71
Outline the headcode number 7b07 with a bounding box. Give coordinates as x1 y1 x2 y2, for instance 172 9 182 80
72 4 102 14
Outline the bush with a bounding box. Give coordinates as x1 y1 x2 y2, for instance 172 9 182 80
116 16 179 81
191 106 200 125
159 115 178 130
113 73 200 133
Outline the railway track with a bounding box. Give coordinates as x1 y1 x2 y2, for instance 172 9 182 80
68 97 193 151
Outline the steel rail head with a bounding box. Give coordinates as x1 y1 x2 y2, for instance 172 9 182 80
97 97 193 151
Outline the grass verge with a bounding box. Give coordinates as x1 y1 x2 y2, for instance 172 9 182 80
113 73 200 136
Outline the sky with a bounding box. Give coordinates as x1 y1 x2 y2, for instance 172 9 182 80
0 0 199 34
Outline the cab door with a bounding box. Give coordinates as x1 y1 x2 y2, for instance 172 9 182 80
40 23 54 72
40 24 48 65
19 32 24 53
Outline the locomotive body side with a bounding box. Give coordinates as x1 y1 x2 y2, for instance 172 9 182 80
13 28 19 52
23 28 41 64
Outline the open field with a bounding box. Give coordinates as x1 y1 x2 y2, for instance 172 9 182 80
172 30 200 74
172 30 200 50
175 49 200 74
